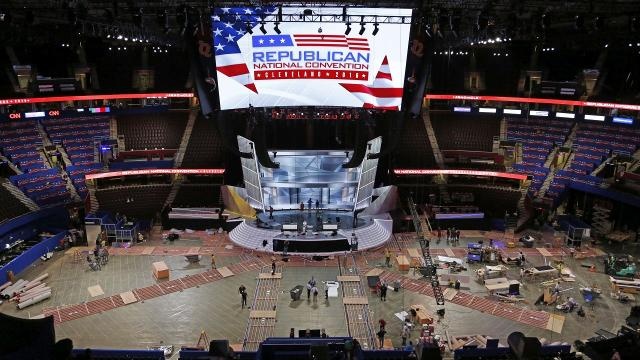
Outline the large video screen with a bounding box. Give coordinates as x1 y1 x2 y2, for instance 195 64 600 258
258 151 359 210
213 6 413 110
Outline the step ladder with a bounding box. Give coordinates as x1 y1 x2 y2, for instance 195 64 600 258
173 109 198 168
591 205 612 237
422 111 444 168
407 197 444 306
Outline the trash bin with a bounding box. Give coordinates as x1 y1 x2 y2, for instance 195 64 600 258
290 285 304 301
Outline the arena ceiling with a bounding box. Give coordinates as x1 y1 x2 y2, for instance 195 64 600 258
0 1 639 47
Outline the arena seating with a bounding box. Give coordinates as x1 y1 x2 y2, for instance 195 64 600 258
66 163 103 199
42 116 110 166
0 120 49 173
394 116 436 168
545 123 640 204
0 185 31 223
9 169 71 206
117 111 188 150
430 112 500 151
512 164 549 194
171 184 222 208
506 117 572 167
446 185 521 217
181 114 225 168
95 184 172 219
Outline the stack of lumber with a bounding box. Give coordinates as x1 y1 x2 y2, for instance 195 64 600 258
447 334 500 351
0 274 52 309
410 304 434 325
609 277 640 294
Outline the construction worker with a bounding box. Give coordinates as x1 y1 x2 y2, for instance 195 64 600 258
211 253 216 269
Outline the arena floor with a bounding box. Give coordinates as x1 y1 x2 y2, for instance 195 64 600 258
2 229 637 357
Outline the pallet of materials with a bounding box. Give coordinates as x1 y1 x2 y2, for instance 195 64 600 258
0 274 51 309
410 304 434 325
446 333 502 351
609 277 640 294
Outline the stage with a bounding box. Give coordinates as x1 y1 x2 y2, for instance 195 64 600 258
229 212 393 256
256 209 366 231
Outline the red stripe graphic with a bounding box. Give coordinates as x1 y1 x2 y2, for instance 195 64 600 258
216 63 250 77
340 84 403 98
363 103 399 110
375 71 392 80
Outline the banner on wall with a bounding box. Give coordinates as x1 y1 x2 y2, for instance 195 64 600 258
212 6 412 110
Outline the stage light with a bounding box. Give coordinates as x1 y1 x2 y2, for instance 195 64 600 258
574 15 584 29
470 42 474 46
246 22 253 34
604 43 608 48
108 47 112 51
359 23 365 35
345 22 352 35
124 37 128 41
106 34 111 38
117 34 123 40
372 22 379 36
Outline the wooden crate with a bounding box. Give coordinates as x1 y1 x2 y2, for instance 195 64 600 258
152 261 169 280
396 255 410 271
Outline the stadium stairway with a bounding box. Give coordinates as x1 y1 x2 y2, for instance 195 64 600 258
36 120 54 148
161 177 184 211
0 153 23 175
173 109 198 168
0 177 39 211
422 111 445 167
87 186 99 213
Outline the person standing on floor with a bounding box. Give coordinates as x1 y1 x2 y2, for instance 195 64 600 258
446 228 451 242
378 318 386 331
312 285 319 302
315 199 319 209
307 198 312 211
401 324 410 346
385 249 392 268
211 253 216 269
380 282 388 301
240 285 247 309
271 259 276 275
376 328 387 348
306 281 312 300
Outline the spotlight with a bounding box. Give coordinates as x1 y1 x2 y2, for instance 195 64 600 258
117 34 123 40
359 22 365 35
259 22 266 34
372 22 379 36
124 37 128 41
345 22 351 35
106 34 111 38
274 22 281 34
246 22 253 34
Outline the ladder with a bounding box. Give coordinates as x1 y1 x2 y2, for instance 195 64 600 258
407 197 444 306
422 111 445 168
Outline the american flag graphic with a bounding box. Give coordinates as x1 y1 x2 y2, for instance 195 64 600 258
292 35 370 51
340 56 403 110
212 6 277 93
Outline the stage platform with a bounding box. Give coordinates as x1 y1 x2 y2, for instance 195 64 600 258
229 212 392 255
256 209 366 231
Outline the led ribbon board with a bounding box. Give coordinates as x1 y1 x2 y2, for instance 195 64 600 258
213 6 412 110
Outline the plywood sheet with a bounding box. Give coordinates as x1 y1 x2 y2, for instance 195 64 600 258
217 267 234 278
546 313 565 333
365 268 384 277
343 297 369 305
87 285 104 297
141 247 155 255
258 273 281 279
537 248 553 257
120 291 137 305
337 275 361 282
249 310 277 318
